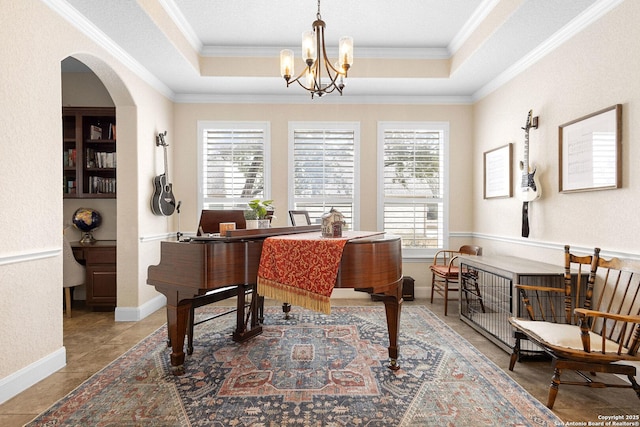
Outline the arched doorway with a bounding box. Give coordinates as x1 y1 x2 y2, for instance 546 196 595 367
60 54 136 320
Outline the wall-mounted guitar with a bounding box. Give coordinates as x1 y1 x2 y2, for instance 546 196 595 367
517 110 541 237
151 131 176 216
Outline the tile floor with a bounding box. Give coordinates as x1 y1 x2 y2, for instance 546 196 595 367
0 297 637 426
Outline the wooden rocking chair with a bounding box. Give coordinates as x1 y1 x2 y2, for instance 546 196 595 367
509 245 640 409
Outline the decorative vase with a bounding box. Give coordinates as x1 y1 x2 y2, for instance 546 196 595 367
246 219 260 229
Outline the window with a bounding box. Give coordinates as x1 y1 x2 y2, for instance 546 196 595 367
288 122 360 227
378 122 449 256
197 121 270 211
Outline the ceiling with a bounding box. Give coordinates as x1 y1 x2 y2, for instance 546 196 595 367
54 0 618 103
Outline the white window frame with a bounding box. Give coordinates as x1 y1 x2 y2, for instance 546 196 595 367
288 122 360 229
377 121 450 258
197 121 271 213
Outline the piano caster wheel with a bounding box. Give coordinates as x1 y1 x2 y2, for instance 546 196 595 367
388 359 400 371
282 302 292 320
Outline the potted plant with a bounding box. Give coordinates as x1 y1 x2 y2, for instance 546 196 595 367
244 199 274 229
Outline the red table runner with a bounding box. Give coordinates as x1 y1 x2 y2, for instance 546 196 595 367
257 231 382 314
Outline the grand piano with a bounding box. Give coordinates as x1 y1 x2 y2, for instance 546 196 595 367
147 217 403 375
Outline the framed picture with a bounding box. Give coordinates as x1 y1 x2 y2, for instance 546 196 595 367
559 104 622 193
483 143 513 199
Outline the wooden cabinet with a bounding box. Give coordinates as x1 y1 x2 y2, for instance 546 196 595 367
72 240 117 310
63 107 116 198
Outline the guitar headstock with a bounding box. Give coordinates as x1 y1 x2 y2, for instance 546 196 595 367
156 131 168 147
522 110 533 131
522 110 539 132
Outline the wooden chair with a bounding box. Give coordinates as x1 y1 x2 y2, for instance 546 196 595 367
509 245 640 409
430 245 482 315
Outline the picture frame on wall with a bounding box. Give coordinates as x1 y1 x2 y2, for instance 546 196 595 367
483 143 513 199
559 104 622 193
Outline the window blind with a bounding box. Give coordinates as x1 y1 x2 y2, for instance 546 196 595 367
200 123 269 210
291 126 357 225
380 125 447 250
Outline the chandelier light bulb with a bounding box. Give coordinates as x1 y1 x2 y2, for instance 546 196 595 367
339 36 353 72
302 30 316 66
280 49 294 80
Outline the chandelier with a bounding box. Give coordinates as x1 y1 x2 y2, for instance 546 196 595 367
279 0 353 98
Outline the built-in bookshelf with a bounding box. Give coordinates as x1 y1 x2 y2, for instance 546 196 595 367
62 107 116 198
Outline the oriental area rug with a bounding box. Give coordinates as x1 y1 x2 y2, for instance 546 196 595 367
27 305 561 426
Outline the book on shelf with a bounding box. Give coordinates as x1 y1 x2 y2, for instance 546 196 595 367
63 149 76 167
90 125 102 140
88 176 116 194
108 123 116 140
85 149 116 168
64 178 76 194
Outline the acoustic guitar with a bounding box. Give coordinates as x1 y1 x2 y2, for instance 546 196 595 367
151 131 176 216
517 110 541 237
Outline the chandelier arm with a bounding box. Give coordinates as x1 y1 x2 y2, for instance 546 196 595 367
320 34 343 76
313 22 343 95
294 78 313 92
286 67 313 90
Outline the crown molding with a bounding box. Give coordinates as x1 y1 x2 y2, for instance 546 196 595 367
201 45 450 60
47 0 624 105
472 0 624 101
42 0 176 100
158 0 203 52
448 0 501 55
174 93 473 105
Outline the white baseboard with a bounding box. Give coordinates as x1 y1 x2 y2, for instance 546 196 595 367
114 294 167 322
331 287 429 300
0 347 66 405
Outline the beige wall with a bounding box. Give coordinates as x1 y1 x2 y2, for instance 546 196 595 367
472 0 640 263
173 103 474 231
172 103 474 291
0 0 174 402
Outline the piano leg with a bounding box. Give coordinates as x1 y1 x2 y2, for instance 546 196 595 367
166 299 191 376
380 278 403 371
